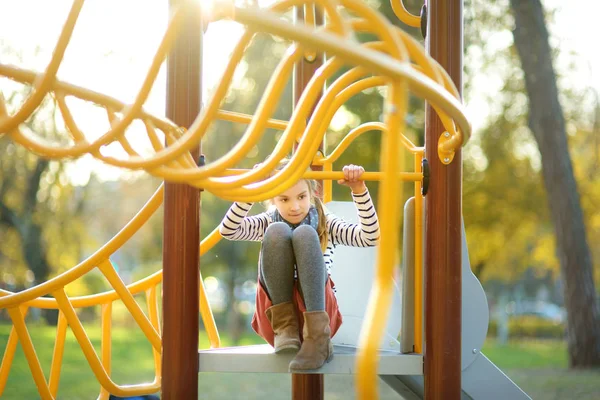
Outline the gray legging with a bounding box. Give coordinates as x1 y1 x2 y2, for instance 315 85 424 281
260 222 327 311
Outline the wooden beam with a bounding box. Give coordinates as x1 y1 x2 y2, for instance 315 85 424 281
162 2 202 399
291 5 325 400
424 1 463 399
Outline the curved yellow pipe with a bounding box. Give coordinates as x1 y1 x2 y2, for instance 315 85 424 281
390 0 421 28
228 6 470 145
0 0 84 133
5 4 190 160
0 187 164 308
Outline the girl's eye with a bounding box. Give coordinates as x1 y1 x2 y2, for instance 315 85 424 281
280 199 287 202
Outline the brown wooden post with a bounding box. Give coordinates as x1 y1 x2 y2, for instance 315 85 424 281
291 5 325 400
424 0 463 399
161 1 202 399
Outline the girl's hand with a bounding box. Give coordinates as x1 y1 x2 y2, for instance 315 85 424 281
337 164 367 194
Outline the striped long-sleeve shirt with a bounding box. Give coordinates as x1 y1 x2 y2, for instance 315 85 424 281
218 190 380 274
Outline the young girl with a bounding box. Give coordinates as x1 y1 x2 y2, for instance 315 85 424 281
218 164 380 372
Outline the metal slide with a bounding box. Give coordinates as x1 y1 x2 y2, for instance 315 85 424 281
380 198 530 399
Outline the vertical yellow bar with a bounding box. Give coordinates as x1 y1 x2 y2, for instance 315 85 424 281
199 272 221 348
414 151 423 353
323 162 333 203
49 311 67 397
7 306 53 399
356 80 407 400
198 229 221 348
98 303 112 400
0 306 29 396
99 261 161 351
146 287 163 378
0 326 19 396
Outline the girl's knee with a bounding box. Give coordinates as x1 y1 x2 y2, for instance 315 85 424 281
264 222 293 244
292 225 319 243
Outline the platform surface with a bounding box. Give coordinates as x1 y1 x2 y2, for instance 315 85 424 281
198 344 423 375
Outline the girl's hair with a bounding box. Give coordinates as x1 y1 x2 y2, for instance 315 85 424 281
264 159 329 251
305 177 328 252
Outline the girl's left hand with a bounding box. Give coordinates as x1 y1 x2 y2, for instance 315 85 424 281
338 164 367 194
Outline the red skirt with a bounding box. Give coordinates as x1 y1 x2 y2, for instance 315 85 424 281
251 276 343 347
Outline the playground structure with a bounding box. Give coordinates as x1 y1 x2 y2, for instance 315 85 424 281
0 0 531 399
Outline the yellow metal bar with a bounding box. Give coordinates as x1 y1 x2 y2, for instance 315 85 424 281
0 6 469 173
216 109 288 131
145 288 162 379
0 1 470 173
0 325 18 396
52 289 160 397
175 45 306 188
192 56 347 195
228 5 470 142
0 64 178 134
0 186 163 308
0 0 83 134
148 121 194 170
390 0 421 28
58 93 190 175
414 153 423 353
48 311 67 398
208 63 371 198
7 306 53 399
211 65 396 201
199 229 223 348
0 306 29 396
199 35 409 197
99 303 112 400
188 0 409 192
98 261 161 351
323 162 333 203
0 223 223 312
4 3 191 160
216 169 421 182
356 78 407 399
199 272 221 348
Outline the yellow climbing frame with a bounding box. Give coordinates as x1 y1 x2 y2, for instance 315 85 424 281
0 0 470 399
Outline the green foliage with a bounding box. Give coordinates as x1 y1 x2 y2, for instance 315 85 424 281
488 316 566 340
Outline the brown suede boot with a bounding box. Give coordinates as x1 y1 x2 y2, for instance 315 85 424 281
266 302 301 353
288 311 334 372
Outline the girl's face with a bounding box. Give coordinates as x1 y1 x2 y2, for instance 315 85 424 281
273 180 312 224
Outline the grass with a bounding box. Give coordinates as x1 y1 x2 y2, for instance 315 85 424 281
482 339 600 400
1 323 599 399
482 338 568 369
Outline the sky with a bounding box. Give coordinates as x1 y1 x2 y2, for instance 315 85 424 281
0 0 599 183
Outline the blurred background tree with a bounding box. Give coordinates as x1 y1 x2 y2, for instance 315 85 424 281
0 81 90 323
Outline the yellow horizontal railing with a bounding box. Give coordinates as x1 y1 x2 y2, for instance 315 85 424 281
0 0 471 398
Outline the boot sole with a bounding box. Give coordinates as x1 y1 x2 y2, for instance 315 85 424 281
274 344 301 354
288 353 334 373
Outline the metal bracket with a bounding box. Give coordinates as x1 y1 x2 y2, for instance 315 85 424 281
421 158 430 196
197 154 206 192
420 4 428 39
438 131 455 165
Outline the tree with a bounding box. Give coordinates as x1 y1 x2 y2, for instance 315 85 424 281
0 89 88 322
509 0 600 367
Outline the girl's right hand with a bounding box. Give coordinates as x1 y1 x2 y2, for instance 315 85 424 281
338 164 367 194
